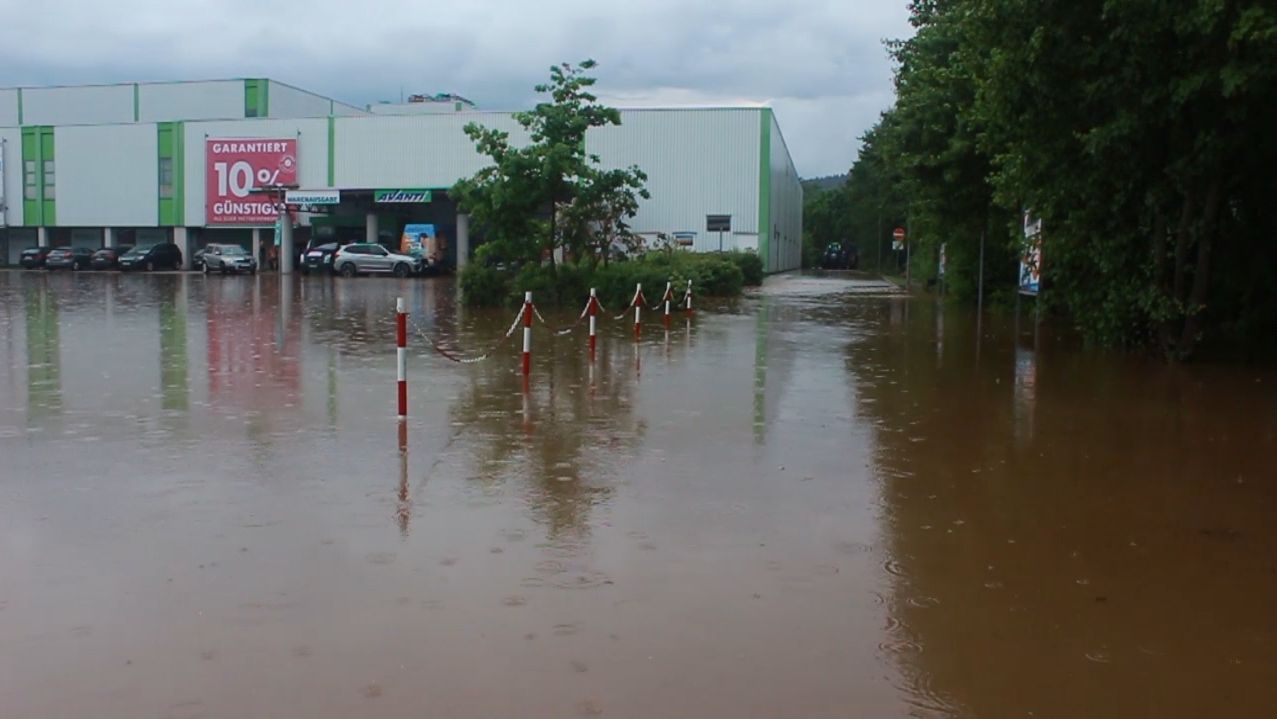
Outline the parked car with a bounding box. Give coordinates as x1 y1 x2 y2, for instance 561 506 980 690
301 241 341 275
119 243 183 271
820 242 859 270
201 243 257 275
332 243 422 277
90 246 132 270
192 247 206 271
19 246 52 269
44 246 95 270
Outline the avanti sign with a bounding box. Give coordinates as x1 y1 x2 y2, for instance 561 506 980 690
375 189 432 204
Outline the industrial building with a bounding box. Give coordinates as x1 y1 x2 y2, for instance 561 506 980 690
0 78 802 273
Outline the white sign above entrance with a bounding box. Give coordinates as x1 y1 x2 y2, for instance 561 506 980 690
285 189 341 205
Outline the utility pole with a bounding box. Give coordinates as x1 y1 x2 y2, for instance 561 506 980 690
977 227 986 316
876 207 882 272
904 215 911 292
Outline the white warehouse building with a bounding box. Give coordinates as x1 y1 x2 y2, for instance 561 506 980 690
0 78 802 273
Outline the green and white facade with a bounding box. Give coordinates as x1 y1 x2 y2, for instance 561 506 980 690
0 78 801 273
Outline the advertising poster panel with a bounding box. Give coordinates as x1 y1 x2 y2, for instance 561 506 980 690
206 138 297 224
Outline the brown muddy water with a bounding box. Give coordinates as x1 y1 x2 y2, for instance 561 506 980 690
1 270 1275 718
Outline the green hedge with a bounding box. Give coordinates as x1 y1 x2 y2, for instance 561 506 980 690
460 251 748 308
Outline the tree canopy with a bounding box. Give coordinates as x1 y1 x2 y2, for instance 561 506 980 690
822 0 1277 358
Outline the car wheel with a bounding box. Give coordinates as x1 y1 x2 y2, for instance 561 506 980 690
393 263 410 278
339 263 357 277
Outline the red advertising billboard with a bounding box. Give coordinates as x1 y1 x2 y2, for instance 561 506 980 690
205 138 297 224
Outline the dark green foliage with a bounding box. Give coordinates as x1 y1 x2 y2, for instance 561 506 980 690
726 251 764 286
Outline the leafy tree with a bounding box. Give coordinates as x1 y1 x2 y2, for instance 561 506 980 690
452 61 648 270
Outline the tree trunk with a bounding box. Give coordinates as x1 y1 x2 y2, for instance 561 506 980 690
1150 209 1173 352
1176 175 1224 356
1171 192 1196 304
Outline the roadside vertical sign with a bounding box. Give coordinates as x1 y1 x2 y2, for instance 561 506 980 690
206 138 297 224
892 227 905 251
1020 211 1042 295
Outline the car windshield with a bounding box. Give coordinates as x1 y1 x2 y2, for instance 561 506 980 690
124 245 154 256
220 246 247 256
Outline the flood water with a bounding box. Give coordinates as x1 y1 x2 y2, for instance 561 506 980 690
1 270 1275 718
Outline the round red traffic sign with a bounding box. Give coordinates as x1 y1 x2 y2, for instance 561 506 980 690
893 227 906 241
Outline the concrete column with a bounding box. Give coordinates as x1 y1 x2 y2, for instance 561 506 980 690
103 227 116 248
251 228 262 266
174 227 191 270
456 213 470 271
366 212 379 245
280 216 295 274
36 227 48 247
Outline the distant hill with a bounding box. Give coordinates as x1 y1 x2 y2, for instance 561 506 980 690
802 174 848 193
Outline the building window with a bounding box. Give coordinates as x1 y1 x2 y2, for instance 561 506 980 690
23 160 36 200
158 157 174 199
42 160 55 200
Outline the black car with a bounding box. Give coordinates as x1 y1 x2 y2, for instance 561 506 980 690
118 243 182 271
300 242 341 275
45 246 95 270
192 247 206 271
19 247 52 269
201 243 257 275
90 246 132 270
820 242 859 270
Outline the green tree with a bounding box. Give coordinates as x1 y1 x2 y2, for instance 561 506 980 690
452 60 648 270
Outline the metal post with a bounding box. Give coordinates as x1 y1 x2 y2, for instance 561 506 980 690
685 280 694 314
280 210 295 274
588 288 598 360
876 208 882 272
663 281 672 328
634 283 643 339
904 217 911 292
521 291 533 377
977 228 986 316
396 297 407 418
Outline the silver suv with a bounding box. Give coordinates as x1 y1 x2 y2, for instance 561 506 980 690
201 243 257 274
333 243 423 277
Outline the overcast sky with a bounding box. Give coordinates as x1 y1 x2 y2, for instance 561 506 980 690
0 0 912 178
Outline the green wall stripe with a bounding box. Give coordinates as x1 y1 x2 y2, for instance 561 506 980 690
261 80 269 117
133 83 140 121
16 88 22 124
757 108 772 273
176 122 185 225
40 126 54 226
22 126 38 226
327 115 336 186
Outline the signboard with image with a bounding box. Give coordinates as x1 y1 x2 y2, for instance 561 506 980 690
1020 212 1043 295
206 138 297 224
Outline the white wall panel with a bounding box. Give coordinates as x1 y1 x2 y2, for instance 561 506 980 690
0 89 19 126
268 82 335 119
588 109 761 252
1 126 22 227
769 113 803 272
334 113 529 189
139 80 243 122
183 118 328 226
56 124 157 227
24 85 133 125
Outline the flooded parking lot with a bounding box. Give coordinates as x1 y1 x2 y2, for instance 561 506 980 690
2 270 1276 718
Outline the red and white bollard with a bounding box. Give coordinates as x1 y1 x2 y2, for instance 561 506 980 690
663 281 673 328
396 297 408 419
588 288 599 360
685 279 694 314
634 283 643 339
521 291 533 377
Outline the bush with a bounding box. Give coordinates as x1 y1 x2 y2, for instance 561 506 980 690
725 250 764 286
461 252 746 308
460 264 513 307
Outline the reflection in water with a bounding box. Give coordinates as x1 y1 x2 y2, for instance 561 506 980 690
25 283 62 425
158 277 189 413
848 297 1277 718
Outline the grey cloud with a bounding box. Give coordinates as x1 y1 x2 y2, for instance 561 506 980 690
0 0 912 176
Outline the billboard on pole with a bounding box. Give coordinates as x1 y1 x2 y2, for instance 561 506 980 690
206 138 297 224
1020 212 1042 295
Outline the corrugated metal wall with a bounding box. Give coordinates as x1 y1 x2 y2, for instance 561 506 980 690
23 85 134 125
56 124 158 227
588 109 761 252
334 113 530 188
769 113 803 273
1 126 22 226
0 90 18 126
268 82 337 120
183 118 329 226
139 81 244 122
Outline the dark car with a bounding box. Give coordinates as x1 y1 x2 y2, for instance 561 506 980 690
19 246 52 269
45 246 95 270
201 243 257 275
820 242 859 270
90 246 132 270
118 243 182 271
300 242 341 275
192 247 206 271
